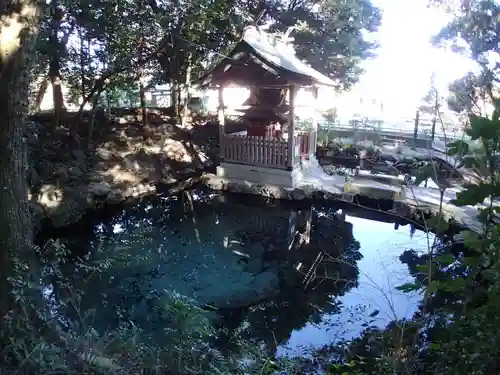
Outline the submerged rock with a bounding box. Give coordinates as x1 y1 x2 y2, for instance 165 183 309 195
89 181 111 197
203 270 280 308
150 243 282 309
68 166 84 178
85 207 292 311
72 149 85 161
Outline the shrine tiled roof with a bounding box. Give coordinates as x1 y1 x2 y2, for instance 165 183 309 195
195 26 337 87
242 26 336 87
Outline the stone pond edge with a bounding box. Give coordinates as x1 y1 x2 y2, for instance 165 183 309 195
34 167 477 235
200 173 474 232
32 171 206 233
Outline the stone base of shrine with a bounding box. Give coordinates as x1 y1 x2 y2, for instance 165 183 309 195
216 162 303 188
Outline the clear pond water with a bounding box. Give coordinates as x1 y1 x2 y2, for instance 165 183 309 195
40 188 430 359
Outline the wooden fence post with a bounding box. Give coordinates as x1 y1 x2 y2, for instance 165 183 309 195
412 109 419 150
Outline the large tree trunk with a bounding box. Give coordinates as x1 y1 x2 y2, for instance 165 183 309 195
0 0 42 319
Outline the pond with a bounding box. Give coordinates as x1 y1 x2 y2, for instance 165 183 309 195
38 187 433 367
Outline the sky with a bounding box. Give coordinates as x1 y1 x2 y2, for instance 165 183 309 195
337 0 478 118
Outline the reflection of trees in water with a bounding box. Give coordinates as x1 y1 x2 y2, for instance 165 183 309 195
40 191 292 319
217 205 362 355
39 190 363 361
40 188 225 331
392 233 487 372
399 235 475 315
311 233 471 375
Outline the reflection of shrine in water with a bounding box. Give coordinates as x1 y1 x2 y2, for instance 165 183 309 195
215 201 363 354
209 195 358 293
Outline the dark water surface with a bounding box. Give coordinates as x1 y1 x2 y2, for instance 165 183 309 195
38 187 430 359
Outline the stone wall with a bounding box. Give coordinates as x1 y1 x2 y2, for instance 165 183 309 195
27 115 218 230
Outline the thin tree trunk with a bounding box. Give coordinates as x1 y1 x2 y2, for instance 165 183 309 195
87 93 101 149
139 80 147 126
106 90 111 115
35 77 49 111
412 110 419 150
49 0 66 128
137 1 148 127
34 24 74 114
431 116 437 142
171 81 178 117
181 53 193 127
431 91 439 142
79 26 86 99
177 85 182 120
49 59 65 123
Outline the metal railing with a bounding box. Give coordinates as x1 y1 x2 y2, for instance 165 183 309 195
317 119 467 140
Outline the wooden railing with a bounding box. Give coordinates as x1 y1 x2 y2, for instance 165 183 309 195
222 129 316 169
296 129 317 160
222 134 289 169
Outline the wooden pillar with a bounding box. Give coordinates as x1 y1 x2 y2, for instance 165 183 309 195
287 85 296 169
431 115 437 143
311 85 319 160
218 86 225 160
412 109 419 150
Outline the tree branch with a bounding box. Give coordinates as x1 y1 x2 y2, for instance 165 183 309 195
76 35 170 114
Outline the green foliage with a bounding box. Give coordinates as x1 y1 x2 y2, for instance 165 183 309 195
447 139 469 157
272 0 382 90
453 182 493 206
433 0 500 115
1 240 248 374
306 105 500 375
413 163 435 185
467 115 500 142
394 110 500 374
30 0 382 114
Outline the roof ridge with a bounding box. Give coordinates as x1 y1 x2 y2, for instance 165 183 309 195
243 25 294 52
